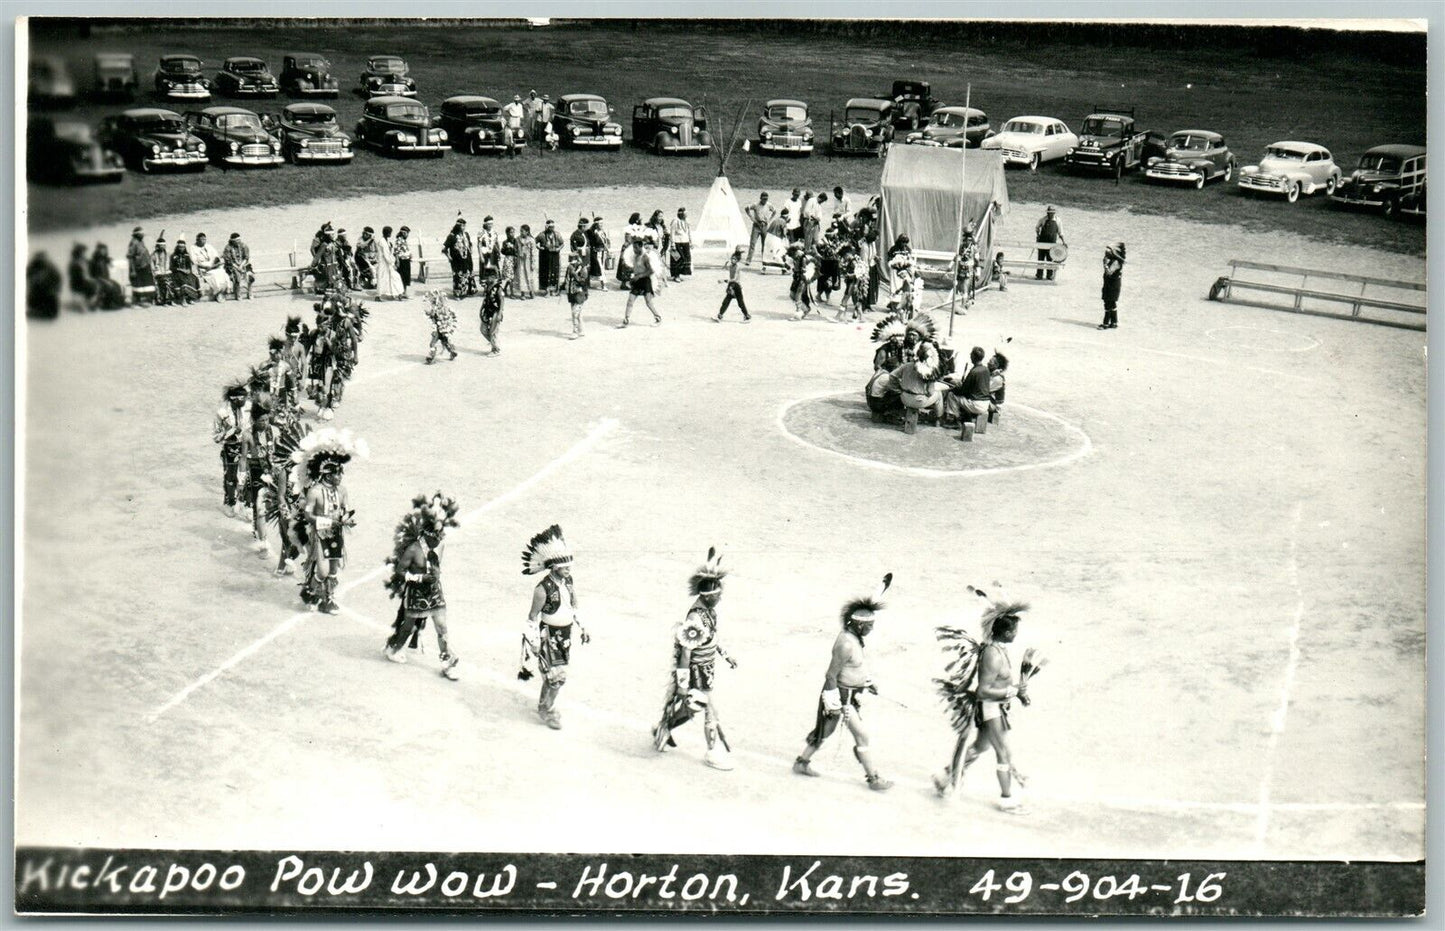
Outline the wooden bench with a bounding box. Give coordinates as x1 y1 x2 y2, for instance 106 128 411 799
1209 260 1425 331
994 240 1067 280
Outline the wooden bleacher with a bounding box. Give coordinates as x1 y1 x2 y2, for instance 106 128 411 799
1208 260 1425 331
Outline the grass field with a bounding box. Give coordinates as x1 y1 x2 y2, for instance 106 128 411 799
26 20 1427 255
17 175 1426 863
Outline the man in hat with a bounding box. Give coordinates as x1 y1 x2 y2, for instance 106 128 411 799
223 232 253 301
932 593 1031 812
744 192 775 266
792 575 895 791
213 381 250 517
539 94 556 147
126 227 155 305
537 218 564 295
521 525 588 729
653 549 738 770
523 89 541 143
618 239 662 328
587 216 610 290
443 218 475 297
1035 205 1065 281
716 246 752 322
668 207 691 281
563 249 590 339
503 95 525 149
1099 242 1125 329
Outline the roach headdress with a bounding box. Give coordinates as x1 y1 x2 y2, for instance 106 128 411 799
871 313 907 343
521 524 573 575
968 584 1029 642
688 547 727 597
841 573 893 642
384 492 461 599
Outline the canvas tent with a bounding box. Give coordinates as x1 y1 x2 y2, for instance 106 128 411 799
691 175 750 267
878 144 1009 275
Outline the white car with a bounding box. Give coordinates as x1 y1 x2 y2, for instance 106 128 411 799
1238 141 1342 203
979 115 1077 170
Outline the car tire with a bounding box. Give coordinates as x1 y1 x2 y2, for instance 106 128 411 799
1029 152 1040 172
1223 161 1234 182
1285 182 1299 203
1325 176 1337 196
1193 171 1205 190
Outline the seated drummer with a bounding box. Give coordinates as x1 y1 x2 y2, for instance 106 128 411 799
944 346 993 426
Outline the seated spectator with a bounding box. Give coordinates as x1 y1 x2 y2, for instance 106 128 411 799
169 239 202 305
944 346 995 426
89 242 126 310
68 243 100 310
27 252 62 319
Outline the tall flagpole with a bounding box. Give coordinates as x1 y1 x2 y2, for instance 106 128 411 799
949 83 971 338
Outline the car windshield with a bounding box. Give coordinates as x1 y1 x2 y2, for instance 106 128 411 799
570 99 608 116
135 116 187 134
1265 147 1308 161
1170 134 1211 151
456 105 498 118
288 110 336 126
217 113 263 131
846 107 882 123
1081 117 1126 137
656 105 692 120
54 123 93 144
1002 120 1044 134
371 58 407 74
387 104 427 120
230 60 265 73
1358 153 1402 172
296 57 327 69
767 105 806 122
166 59 202 74
930 111 967 128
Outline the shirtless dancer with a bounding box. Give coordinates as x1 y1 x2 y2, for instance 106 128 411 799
520 525 590 729
792 574 895 791
384 493 461 680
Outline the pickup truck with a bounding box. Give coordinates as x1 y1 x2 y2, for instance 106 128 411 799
1064 106 1164 176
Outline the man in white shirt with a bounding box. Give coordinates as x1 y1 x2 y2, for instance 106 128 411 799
832 186 854 224
668 207 692 281
784 188 803 243
503 95 525 149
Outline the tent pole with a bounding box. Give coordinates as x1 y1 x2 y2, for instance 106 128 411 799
949 84 971 338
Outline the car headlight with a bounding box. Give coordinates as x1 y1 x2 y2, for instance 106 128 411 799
436 129 447 142
670 126 678 135
1146 156 1161 166
271 142 280 152
341 137 350 147
1066 146 1075 155
230 141 239 152
1242 165 1258 175
763 130 772 139
1372 183 1385 194
150 143 160 155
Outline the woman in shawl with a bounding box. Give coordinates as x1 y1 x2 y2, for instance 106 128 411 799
515 224 537 300
89 242 126 309
374 226 405 300
501 226 521 299
68 243 99 310
192 233 230 301
169 239 201 305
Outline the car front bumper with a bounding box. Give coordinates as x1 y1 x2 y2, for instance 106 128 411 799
231 85 280 97
73 164 127 182
162 88 211 100
294 148 354 163
221 152 284 167
142 152 208 170
1065 151 1120 171
390 143 447 155
658 143 710 154
1145 163 1204 183
759 137 814 154
1238 175 1288 195
293 85 340 97
567 135 623 147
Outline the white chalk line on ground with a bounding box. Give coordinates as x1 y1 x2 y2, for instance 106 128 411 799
147 418 619 722
1042 335 1317 382
1205 325 1322 354
1254 502 1307 850
776 390 1093 479
336 594 1421 819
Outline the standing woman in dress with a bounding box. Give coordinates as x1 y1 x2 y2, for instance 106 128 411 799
392 226 413 297
1098 242 1125 330
375 226 405 300
516 224 537 300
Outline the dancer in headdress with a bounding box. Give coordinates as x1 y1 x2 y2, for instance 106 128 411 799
242 395 278 557
259 415 310 576
894 314 944 431
519 525 589 729
292 428 367 614
791 574 895 792
212 380 250 517
931 586 1038 813
865 314 908 422
478 264 506 355
651 548 738 770
280 317 307 408
423 290 460 364
383 493 462 679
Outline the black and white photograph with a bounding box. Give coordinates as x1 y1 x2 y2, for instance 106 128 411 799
12 3 1435 917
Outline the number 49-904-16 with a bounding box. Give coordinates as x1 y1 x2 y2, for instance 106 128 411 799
968 870 1226 905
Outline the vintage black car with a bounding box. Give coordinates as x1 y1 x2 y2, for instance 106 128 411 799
631 97 711 155
186 106 283 167
830 98 895 156
354 96 447 157
904 106 991 148
1144 129 1236 189
359 55 417 98
1064 106 1166 176
29 56 77 107
888 80 942 131
98 108 208 172
755 99 814 156
553 93 623 149
281 53 339 98
153 54 211 101
268 103 353 163
94 53 137 100
28 118 125 184
438 96 512 154
1331 144 1427 218
214 57 280 98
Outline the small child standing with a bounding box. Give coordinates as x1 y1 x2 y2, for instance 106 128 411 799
716 246 752 322
424 291 459 364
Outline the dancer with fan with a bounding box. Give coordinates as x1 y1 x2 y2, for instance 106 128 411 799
791 574 896 792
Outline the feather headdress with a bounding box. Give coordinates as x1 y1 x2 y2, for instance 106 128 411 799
289 426 368 489
871 313 907 344
284 315 303 336
841 573 893 632
521 524 572 575
384 492 461 598
967 583 1029 642
688 547 727 597
223 377 249 402
905 313 936 341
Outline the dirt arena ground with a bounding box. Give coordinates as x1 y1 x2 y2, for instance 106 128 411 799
17 182 1426 862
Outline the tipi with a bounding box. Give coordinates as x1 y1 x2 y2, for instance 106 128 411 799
691 174 750 267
